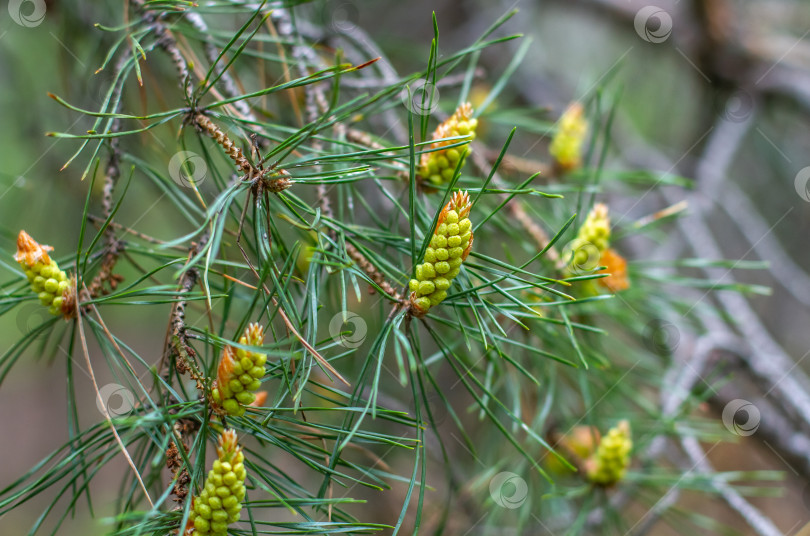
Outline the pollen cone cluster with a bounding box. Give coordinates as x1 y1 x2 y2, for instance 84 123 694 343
409 191 473 316
211 323 266 416
14 231 75 317
566 203 610 274
186 429 246 536
549 102 589 171
418 103 478 187
586 420 632 486
545 425 599 475
565 204 630 292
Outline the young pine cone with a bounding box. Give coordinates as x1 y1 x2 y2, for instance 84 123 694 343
564 204 630 293
409 191 473 316
549 102 589 172
211 323 267 416
185 429 246 536
586 420 632 486
14 230 75 317
418 103 478 187
565 203 610 275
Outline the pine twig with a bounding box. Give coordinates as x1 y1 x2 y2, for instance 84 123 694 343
194 113 253 173
284 11 404 305
680 436 783 536
485 148 552 179
345 242 403 302
194 113 292 192
345 128 409 179
164 232 210 386
510 200 561 265
134 4 194 102
86 51 130 300
182 11 253 120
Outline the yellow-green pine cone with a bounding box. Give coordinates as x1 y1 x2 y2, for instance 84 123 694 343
409 191 473 316
418 103 478 187
587 420 632 486
14 230 74 317
578 203 610 252
565 203 611 277
549 102 589 171
211 323 267 416
186 429 247 536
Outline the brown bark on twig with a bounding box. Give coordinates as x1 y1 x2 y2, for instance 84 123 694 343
194 114 253 174
287 22 404 305
164 232 210 385
194 113 292 192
